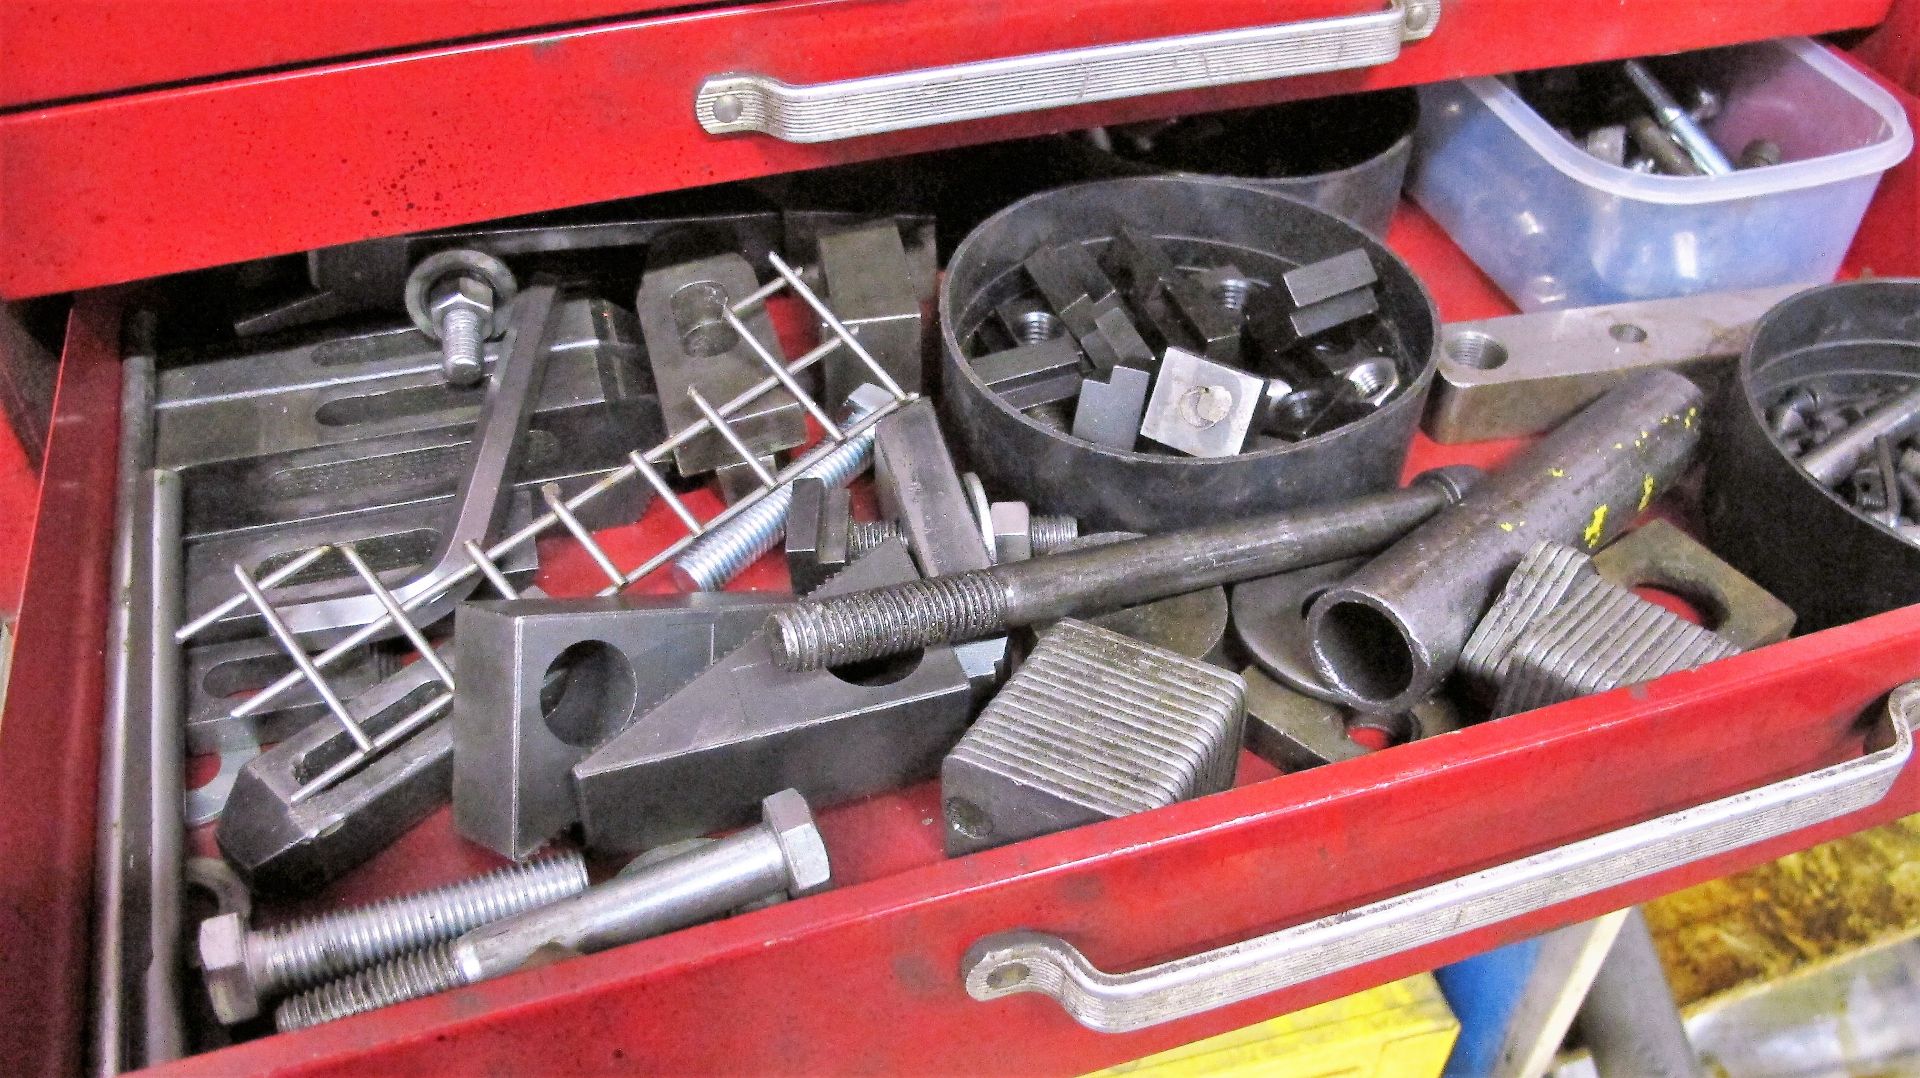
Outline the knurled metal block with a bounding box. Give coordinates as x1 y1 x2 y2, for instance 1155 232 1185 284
940 619 1245 856
1491 567 1741 718
1458 542 1601 703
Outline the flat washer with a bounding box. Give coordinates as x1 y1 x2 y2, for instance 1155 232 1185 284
1230 557 1365 703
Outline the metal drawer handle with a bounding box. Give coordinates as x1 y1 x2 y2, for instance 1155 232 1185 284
695 1 1440 144
963 682 1915 1033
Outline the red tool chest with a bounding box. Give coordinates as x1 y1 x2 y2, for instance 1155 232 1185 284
4 1 1920 1074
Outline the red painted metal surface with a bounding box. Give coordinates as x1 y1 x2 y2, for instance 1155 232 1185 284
1 20 1915 1074
0 0 1891 299
0 293 124 1078
0 1 731 109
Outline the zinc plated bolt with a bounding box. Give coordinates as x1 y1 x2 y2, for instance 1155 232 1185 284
199 851 587 1024
1622 59 1733 175
404 249 519 386
767 468 1479 672
673 384 894 590
275 791 830 1031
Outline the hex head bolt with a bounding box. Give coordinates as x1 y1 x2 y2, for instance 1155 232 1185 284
672 385 894 591
1622 59 1733 176
1308 371 1705 715
198 851 587 1024
404 249 519 386
1797 383 1920 487
274 790 831 1031
766 468 1481 672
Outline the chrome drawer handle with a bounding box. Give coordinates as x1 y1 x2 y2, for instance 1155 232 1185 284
963 681 1915 1033
695 1 1440 143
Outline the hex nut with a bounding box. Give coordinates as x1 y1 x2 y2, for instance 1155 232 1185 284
198 911 261 1024
761 789 832 897
989 502 1033 563
426 277 496 340
403 248 517 339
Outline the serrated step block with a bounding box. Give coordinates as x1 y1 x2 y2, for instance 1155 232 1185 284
940 619 1245 856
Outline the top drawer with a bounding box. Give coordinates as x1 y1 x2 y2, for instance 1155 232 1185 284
0 0 1892 299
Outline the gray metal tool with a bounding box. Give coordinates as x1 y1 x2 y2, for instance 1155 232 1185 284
1244 249 1379 358
1589 519 1794 650
184 283 566 649
872 399 1009 688
199 852 588 1024
1140 347 1265 457
452 592 792 860
970 335 1086 411
405 249 519 385
1231 557 1369 704
817 221 924 403
1309 372 1704 714
216 659 457 894
182 490 543 647
1051 531 1227 661
769 468 1480 673
573 540 973 854
637 252 805 478
276 790 830 1031
783 478 904 595
1101 226 1242 362
233 209 785 337
1072 365 1152 450
1490 555 1739 717
941 619 1245 856
1241 666 1462 772
161 297 651 477
1426 286 1802 443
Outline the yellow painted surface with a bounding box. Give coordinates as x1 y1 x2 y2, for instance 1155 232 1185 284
1085 974 1458 1078
1646 813 1920 1012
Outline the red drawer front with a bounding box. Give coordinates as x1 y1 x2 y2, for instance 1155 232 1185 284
0 0 1892 300
0 1 717 109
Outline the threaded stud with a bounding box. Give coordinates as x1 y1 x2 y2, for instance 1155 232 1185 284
769 572 1010 671
439 306 485 385
250 851 585 999
274 941 475 1031
673 397 887 590
1027 515 1079 555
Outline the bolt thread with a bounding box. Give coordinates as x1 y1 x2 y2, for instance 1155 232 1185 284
769 572 1010 671
251 852 586 998
674 402 886 590
1018 310 1063 346
439 306 484 381
274 941 474 1032
1212 278 1255 313
1027 515 1080 555
846 520 907 558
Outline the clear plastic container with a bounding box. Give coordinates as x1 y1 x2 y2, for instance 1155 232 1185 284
1409 38 1912 311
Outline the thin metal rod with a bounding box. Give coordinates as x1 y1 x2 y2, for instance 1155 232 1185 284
541 484 626 588
290 692 454 803
628 451 700 532
724 307 843 440
768 251 907 401
175 545 331 642
463 540 521 600
230 559 374 752
337 544 455 689
689 387 778 486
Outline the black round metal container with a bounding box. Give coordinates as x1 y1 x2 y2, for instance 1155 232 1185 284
1077 89 1418 237
1704 279 1920 631
939 176 1438 533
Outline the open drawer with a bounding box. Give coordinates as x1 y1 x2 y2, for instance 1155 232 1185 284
0 0 1895 299
5 41 1920 1078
